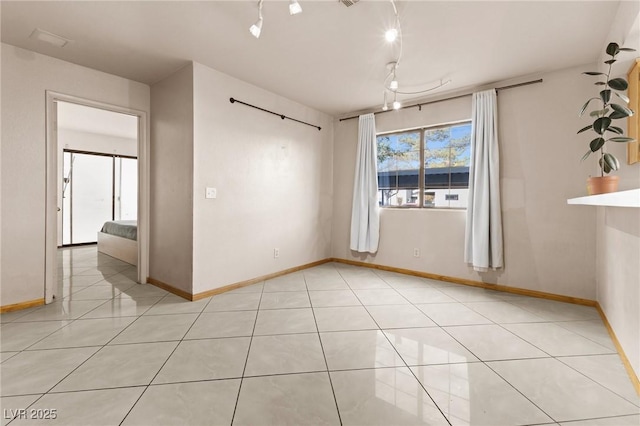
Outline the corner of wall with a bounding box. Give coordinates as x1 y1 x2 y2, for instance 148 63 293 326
149 63 195 294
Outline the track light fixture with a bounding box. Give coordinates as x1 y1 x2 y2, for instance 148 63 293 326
289 0 302 15
389 63 399 91
392 92 401 110
385 28 398 43
250 0 302 39
249 0 264 38
249 18 263 38
381 0 450 111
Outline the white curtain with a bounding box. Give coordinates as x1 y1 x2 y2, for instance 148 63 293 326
464 89 503 271
350 113 380 253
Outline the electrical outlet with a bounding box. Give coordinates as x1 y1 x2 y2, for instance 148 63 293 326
274 248 280 259
413 248 420 257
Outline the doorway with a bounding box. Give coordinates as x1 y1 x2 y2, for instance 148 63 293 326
61 151 138 246
45 93 149 304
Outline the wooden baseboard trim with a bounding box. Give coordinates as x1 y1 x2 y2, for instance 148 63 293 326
147 277 193 301
331 258 597 307
595 303 640 396
0 298 45 313
192 258 332 301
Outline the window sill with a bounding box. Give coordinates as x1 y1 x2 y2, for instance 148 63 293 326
567 188 640 208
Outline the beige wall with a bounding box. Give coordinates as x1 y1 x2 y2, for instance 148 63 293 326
332 65 598 299
1 43 149 306
191 62 333 294
595 0 640 378
149 64 194 294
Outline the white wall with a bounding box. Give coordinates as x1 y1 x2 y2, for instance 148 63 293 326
596 208 640 377
191 62 333 294
596 0 640 378
333 65 598 299
149 64 194 294
1 43 150 306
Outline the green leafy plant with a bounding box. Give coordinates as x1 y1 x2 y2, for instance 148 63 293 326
579 42 636 176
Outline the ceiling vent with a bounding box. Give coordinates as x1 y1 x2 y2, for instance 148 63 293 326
340 0 360 7
29 28 72 48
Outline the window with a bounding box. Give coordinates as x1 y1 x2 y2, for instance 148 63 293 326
377 122 472 208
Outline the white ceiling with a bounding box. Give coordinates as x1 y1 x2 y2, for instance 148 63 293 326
1 1 624 116
57 101 138 139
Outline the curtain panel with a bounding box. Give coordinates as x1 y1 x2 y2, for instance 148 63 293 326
350 113 380 253
464 89 504 271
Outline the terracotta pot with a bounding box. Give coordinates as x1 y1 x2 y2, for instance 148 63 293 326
587 175 619 195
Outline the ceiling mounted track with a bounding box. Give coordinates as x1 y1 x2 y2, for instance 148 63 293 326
229 98 321 131
340 0 360 7
339 78 544 122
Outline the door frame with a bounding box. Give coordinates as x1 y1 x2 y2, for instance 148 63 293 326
45 91 150 303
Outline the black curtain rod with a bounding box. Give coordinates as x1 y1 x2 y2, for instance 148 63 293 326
338 78 543 122
230 98 321 131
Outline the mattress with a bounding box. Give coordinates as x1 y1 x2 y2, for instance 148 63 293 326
100 220 137 241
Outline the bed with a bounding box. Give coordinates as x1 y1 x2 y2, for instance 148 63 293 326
97 220 138 266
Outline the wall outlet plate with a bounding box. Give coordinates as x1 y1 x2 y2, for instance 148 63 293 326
205 187 217 199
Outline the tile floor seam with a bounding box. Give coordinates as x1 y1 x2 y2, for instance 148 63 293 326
4 251 637 425
482 359 561 423
495 320 612 358
6 298 114 365
553 321 622 350
303 270 344 425
229 280 265 426
338 267 454 426
554 355 640 408
4 394 47 426
117 282 216 425
356 264 636 423
442 323 555 361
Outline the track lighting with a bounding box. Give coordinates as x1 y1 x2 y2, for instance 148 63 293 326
250 0 264 38
249 18 263 38
392 93 401 110
389 78 398 91
385 28 398 42
249 0 301 39
387 62 399 91
380 0 449 112
289 0 302 15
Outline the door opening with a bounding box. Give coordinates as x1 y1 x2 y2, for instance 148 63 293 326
61 150 138 247
45 93 149 304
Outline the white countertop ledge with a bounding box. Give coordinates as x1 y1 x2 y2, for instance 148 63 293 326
567 188 640 208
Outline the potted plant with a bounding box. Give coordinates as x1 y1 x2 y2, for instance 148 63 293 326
579 42 636 195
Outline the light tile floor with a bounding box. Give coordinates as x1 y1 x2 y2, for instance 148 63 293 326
1 246 639 425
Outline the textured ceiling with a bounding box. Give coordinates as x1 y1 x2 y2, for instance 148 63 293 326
1 1 623 116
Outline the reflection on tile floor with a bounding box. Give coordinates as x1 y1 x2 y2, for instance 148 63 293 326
1 246 638 425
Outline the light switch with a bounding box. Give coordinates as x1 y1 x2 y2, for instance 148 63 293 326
205 187 217 199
